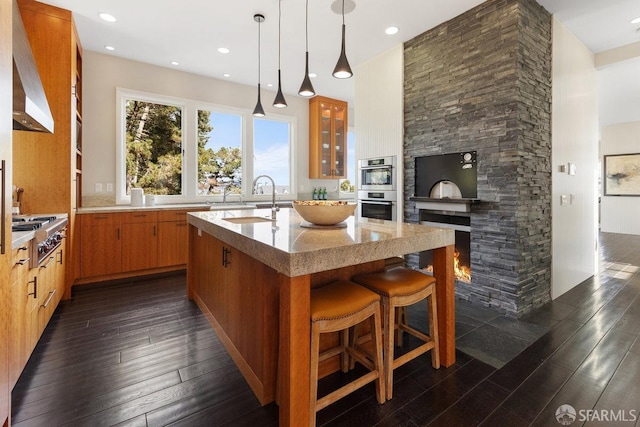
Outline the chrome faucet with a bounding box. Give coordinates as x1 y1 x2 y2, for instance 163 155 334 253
222 184 231 204
252 175 279 219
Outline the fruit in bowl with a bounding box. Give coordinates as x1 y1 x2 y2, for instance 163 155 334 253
292 200 357 225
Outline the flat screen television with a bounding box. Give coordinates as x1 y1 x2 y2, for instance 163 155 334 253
414 151 477 198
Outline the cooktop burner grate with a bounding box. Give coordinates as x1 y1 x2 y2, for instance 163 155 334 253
12 221 45 231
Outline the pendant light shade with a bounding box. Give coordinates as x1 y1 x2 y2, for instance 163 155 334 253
253 14 265 117
273 0 287 108
298 0 315 97
253 84 265 117
333 0 353 79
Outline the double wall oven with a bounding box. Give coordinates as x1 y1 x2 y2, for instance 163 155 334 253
357 156 397 221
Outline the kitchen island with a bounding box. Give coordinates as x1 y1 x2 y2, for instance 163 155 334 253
186 208 455 427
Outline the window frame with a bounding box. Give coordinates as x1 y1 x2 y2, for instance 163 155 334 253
115 88 297 205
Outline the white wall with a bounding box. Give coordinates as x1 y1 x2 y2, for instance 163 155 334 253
82 51 311 204
600 121 640 235
354 44 404 217
551 17 599 299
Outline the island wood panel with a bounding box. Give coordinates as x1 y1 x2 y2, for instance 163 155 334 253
188 229 279 405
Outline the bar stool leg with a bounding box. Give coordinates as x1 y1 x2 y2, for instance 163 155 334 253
309 323 322 427
383 300 395 401
427 291 440 369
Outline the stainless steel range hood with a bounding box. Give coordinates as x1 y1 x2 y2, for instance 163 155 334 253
12 0 54 133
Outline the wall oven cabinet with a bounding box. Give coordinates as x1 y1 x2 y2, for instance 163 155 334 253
309 96 348 179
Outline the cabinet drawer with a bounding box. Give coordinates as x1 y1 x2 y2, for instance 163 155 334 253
157 209 190 222
157 208 209 222
80 213 120 227
11 244 31 284
121 211 158 224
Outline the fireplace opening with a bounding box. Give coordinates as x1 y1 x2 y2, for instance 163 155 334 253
419 210 471 283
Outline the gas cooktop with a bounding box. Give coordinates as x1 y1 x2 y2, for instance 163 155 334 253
12 215 60 232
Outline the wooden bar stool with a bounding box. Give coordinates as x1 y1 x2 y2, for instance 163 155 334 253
310 280 385 427
352 267 439 400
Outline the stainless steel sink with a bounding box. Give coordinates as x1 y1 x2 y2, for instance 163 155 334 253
209 203 256 211
222 216 275 224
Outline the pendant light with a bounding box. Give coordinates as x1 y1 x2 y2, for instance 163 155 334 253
332 0 353 79
273 0 287 108
252 14 266 117
298 0 315 97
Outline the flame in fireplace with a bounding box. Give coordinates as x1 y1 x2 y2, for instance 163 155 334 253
423 250 471 283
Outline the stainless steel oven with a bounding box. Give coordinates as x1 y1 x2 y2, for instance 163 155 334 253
358 190 397 221
358 156 396 191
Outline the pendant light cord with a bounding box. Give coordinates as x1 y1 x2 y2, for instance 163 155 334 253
342 0 345 25
258 19 261 85
305 0 309 52
278 0 282 68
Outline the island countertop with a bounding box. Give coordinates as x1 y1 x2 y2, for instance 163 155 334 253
186 208 454 277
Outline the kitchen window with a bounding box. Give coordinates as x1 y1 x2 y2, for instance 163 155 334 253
253 118 291 195
116 88 295 204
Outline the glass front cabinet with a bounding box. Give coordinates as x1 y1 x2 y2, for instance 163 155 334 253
309 96 348 179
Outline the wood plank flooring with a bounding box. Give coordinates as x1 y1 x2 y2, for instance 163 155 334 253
11 231 640 426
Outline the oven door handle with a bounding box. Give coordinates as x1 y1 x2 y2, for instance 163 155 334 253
360 200 394 206
360 165 392 170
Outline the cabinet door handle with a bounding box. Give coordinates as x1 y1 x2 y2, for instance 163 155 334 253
1 160 5 255
117 227 120 240
133 214 147 218
222 247 231 268
94 216 110 220
18 245 28 251
28 276 38 299
153 225 157 236
41 290 56 308
16 257 31 266
41 256 55 269
57 250 63 265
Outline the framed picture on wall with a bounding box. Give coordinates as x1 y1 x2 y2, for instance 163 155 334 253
604 153 640 196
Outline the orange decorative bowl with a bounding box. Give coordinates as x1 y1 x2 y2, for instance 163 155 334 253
292 200 357 225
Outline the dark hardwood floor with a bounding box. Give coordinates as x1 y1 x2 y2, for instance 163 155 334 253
11 232 640 426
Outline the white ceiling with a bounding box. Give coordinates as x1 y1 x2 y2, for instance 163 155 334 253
36 0 640 126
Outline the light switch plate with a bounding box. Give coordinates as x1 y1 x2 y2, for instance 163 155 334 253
106 183 113 192
560 194 567 205
95 183 103 193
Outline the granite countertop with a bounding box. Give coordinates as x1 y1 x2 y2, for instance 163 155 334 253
76 203 258 214
187 208 454 277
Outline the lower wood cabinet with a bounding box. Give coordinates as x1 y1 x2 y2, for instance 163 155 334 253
78 208 207 281
9 239 66 388
80 213 121 278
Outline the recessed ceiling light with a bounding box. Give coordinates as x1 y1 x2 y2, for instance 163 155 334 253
218 47 230 54
267 83 273 87
309 72 318 78
631 17 640 24
223 73 230 77
385 26 399 35
170 61 179 66
99 12 116 22
104 45 115 51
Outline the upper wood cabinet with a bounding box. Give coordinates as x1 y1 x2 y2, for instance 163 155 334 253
309 96 348 179
14 0 82 299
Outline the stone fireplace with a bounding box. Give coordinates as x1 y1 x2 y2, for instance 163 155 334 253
403 0 552 318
